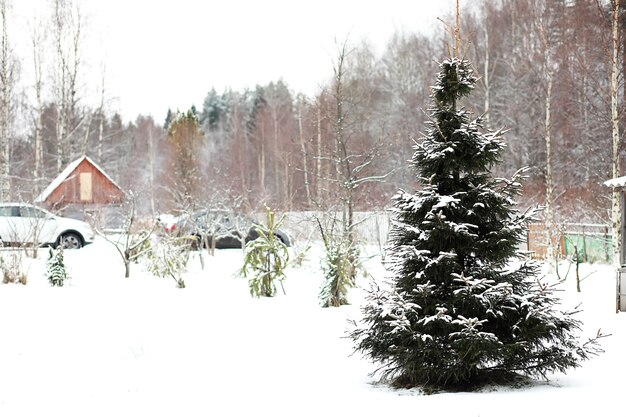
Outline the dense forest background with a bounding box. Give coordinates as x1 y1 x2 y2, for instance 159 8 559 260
0 0 622 224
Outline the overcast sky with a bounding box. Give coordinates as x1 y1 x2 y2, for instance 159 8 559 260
15 0 454 123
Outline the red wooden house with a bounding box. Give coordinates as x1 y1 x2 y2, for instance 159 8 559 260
35 156 126 225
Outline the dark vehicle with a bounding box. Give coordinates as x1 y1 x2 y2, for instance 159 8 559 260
165 210 292 249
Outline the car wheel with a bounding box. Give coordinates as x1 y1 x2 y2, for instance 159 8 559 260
57 232 83 249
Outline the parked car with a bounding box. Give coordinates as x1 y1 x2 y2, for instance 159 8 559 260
165 210 292 249
0 203 95 249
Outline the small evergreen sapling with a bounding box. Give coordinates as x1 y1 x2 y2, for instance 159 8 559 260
350 57 603 391
241 207 289 297
47 247 68 287
316 217 355 307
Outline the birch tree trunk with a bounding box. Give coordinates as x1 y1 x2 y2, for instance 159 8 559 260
148 122 156 216
259 132 266 197
0 0 11 201
272 108 280 203
316 102 322 202
97 63 106 162
333 42 353 246
544 59 555 262
53 0 67 172
67 3 81 158
611 0 622 266
538 10 555 263
483 25 491 128
52 0 83 170
30 12 44 196
297 99 312 207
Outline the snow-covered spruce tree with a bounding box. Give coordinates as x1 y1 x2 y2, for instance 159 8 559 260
350 58 601 391
47 247 68 287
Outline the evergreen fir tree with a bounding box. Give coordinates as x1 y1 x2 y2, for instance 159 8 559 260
351 57 602 391
47 247 68 287
164 108 173 130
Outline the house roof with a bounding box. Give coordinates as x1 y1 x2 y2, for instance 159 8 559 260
35 155 124 203
604 176 626 189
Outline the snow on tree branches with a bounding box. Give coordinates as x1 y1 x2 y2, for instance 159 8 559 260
350 57 603 392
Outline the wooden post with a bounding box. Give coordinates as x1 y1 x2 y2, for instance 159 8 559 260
621 191 626 265
618 267 626 312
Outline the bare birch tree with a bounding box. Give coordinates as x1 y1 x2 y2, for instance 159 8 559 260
96 61 106 161
0 0 16 201
51 0 84 171
536 1 556 262
29 9 45 196
296 94 313 207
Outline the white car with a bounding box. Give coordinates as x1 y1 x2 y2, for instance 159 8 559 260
0 203 95 249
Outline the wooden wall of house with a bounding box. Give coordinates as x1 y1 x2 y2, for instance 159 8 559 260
45 159 124 208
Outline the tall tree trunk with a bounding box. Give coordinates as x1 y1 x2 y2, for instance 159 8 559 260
316 102 322 202
483 25 491 128
284 154 290 211
259 132 266 197
67 1 81 160
297 100 312 207
148 123 156 216
53 0 83 170
544 64 555 262
31 12 43 196
611 0 622 265
97 62 106 162
53 0 67 172
333 41 356 270
0 0 11 200
273 108 280 203
538 10 555 263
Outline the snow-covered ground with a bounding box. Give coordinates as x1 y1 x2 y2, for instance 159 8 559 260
0 237 623 417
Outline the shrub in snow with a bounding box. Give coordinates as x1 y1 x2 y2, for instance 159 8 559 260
318 235 354 308
97 193 155 279
46 247 68 287
1 251 28 285
291 242 311 268
350 57 603 391
147 235 189 288
241 207 289 297
315 215 360 307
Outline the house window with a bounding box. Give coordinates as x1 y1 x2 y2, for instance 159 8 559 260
80 172 93 202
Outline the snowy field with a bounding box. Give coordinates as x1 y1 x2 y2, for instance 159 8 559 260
0 237 624 417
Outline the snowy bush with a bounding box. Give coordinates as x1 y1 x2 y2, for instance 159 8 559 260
291 242 311 268
318 238 355 308
241 207 289 297
1 251 27 285
146 236 190 288
315 216 359 308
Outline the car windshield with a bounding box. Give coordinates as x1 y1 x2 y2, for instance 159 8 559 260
19 206 50 218
0 206 16 216
185 211 254 231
